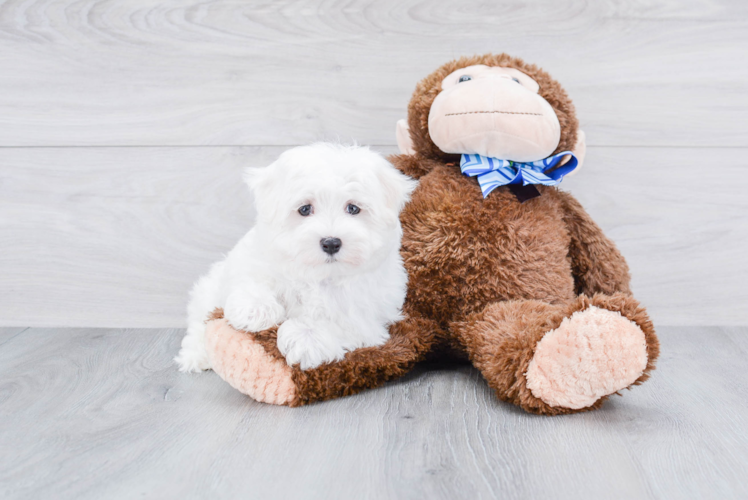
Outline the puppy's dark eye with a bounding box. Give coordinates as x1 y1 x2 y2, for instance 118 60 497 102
458 75 472 83
512 77 521 84
298 204 313 216
346 204 361 215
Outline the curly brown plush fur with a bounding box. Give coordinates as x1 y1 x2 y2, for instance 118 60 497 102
205 53 659 415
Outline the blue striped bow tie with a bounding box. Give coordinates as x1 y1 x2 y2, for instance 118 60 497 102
460 151 579 198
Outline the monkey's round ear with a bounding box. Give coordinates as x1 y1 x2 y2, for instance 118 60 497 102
565 129 587 176
396 119 416 155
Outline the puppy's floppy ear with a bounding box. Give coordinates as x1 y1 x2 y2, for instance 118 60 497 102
243 165 273 194
377 163 418 211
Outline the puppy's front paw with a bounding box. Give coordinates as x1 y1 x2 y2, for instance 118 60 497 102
174 335 212 373
277 319 346 370
225 291 285 332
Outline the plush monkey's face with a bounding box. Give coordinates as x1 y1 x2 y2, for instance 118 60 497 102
428 65 561 162
396 54 584 167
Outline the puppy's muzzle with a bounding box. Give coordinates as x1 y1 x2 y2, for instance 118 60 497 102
320 237 342 255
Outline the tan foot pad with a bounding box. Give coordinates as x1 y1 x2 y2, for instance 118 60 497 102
205 319 296 405
525 306 648 409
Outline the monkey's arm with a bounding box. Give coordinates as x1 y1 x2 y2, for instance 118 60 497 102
557 191 632 296
388 154 442 180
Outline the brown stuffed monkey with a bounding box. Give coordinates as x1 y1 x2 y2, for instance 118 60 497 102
204 53 659 415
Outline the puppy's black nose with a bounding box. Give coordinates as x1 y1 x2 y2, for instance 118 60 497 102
320 237 342 255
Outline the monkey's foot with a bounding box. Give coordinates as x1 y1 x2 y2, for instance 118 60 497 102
525 305 649 410
203 308 438 407
205 316 296 405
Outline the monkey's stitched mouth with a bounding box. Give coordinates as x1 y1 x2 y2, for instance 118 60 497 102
445 110 542 117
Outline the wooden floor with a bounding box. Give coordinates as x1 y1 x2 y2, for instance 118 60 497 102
1 326 747 499
2 0 748 498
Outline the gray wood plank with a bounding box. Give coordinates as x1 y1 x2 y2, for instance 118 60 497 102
0 326 746 499
563 146 748 326
0 146 264 327
0 0 746 147
2 145 746 328
0 328 28 345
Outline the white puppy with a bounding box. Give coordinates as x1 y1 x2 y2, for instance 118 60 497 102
175 143 417 372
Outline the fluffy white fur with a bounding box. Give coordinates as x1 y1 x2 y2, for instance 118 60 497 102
175 143 417 372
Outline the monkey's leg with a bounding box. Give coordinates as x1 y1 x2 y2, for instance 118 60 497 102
451 293 659 415
204 309 442 406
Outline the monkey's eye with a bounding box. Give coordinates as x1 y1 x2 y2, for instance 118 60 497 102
512 77 521 84
298 204 313 216
458 75 472 83
346 204 361 215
